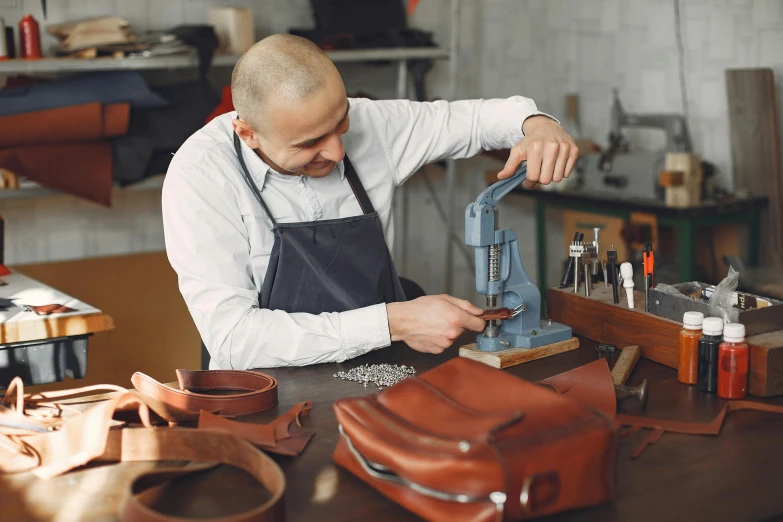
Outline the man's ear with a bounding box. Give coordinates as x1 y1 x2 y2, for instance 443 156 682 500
233 119 261 150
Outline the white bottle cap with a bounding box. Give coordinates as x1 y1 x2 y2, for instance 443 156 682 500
682 311 704 330
702 317 724 336
723 323 745 343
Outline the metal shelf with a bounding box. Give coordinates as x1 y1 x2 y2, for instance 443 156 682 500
0 47 449 75
0 175 165 201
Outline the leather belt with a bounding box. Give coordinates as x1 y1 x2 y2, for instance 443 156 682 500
131 369 278 418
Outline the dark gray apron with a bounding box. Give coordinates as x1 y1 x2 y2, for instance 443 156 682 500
200 134 408 368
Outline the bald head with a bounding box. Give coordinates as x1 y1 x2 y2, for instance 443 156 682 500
231 34 341 132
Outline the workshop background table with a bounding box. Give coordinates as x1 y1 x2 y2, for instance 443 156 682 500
0 270 114 388
4 335 783 522
513 189 768 292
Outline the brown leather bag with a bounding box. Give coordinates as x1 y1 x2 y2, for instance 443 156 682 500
333 357 617 522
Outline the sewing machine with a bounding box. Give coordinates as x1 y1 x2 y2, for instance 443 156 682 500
465 164 572 352
581 89 693 201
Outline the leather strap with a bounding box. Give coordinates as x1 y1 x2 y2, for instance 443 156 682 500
0 372 313 522
108 428 286 522
131 370 278 418
537 360 783 458
617 401 783 458
479 307 514 321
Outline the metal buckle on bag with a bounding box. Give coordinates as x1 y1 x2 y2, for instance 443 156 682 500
338 424 506 511
520 471 560 514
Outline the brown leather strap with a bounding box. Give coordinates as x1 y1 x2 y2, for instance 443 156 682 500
536 361 783 458
131 370 278 418
617 400 783 457
105 428 286 522
479 307 514 321
0 373 313 522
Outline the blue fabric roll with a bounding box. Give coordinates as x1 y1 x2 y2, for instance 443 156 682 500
0 70 168 116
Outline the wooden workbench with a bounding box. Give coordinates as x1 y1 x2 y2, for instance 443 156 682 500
0 270 114 344
3 334 783 522
0 270 114 387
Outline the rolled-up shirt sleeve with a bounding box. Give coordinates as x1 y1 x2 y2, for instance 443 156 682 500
370 95 556 184
161 161 391 369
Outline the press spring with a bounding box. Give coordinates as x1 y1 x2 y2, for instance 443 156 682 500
489 244 500 282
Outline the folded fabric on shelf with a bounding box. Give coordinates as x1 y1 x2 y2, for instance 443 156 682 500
0 71 167 117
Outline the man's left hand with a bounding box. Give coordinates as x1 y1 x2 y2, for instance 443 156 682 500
497 115 579 190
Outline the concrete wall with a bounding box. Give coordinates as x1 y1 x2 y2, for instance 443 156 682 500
3 0 782 299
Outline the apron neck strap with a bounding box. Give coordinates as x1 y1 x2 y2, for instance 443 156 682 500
233 116 374 220
342 155 375 215
233 129 277 226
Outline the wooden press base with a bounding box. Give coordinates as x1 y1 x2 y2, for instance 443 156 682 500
459 337 580 369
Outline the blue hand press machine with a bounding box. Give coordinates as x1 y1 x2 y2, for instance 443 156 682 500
465 163 572 352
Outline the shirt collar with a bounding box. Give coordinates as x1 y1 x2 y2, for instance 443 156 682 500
236 136 346 190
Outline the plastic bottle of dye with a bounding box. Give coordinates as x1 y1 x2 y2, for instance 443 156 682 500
718 323 749 399
678 311 703 384
18 14 42 59
697 317 723 393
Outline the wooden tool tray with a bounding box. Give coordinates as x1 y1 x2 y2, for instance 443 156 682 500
547 286 783 397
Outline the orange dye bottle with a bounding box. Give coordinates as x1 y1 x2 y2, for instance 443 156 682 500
678 311 703 384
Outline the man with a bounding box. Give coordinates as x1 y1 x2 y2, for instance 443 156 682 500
162 34 578 370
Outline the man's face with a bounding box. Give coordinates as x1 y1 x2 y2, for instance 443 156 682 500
256 72 350 177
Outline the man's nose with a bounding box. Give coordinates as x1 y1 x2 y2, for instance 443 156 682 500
320 134 344 163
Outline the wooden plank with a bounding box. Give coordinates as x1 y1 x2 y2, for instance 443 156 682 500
0 270 114 344
726 68 783 267
547 286 783 397
458 337 580 369
611 345 641 385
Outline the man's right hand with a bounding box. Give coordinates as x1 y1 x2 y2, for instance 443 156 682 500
386 295 486 354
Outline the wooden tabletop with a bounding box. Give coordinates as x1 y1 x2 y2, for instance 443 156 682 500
4 334 783 521
0 270 114 344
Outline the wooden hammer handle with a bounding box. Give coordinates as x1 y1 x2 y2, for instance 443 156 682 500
612 345 641 386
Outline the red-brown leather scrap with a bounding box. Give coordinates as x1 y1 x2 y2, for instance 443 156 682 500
24 304 77 315
198 401 314 456
538 359 617 418
0 143 112 206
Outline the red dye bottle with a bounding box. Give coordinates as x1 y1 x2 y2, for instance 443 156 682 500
718 323 748 399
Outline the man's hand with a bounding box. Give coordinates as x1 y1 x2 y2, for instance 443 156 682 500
386 295 486 354
497 115 579 190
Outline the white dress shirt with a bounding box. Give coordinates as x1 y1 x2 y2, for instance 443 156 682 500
162 96 549 369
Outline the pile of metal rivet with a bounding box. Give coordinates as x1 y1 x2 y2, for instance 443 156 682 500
333 363 416 389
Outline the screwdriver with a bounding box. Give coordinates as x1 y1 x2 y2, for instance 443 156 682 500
607 245 619 304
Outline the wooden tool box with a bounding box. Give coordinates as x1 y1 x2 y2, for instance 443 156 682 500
548 286 783 397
